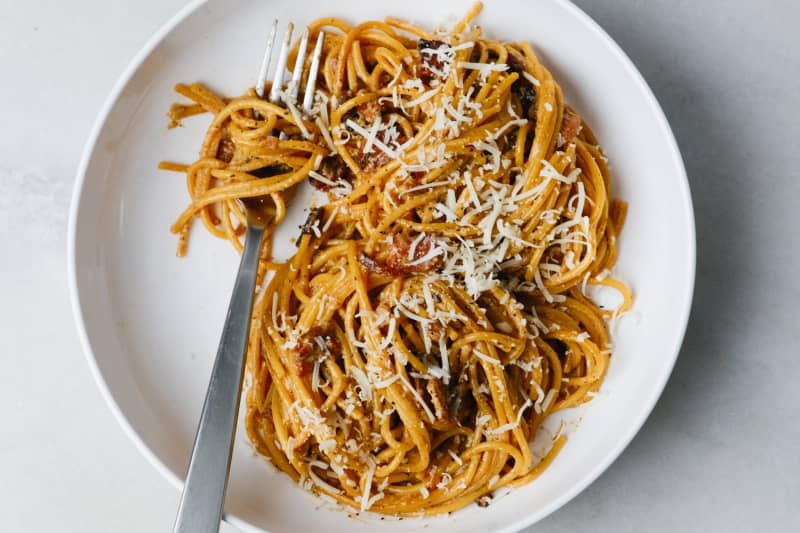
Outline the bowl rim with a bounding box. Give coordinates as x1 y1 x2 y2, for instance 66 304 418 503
67 1 696 531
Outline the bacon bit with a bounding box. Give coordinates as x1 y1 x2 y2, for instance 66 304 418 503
356 91 398 119
314 154 353 191
389 233 441 272
357 150 392 174
417 39 449 82
357 99 383 124
426 379 449 422
291 339 313 376
216 138 235 162
290 330 339 378
350 120 404 174
409 171 427 184
360 233 442 276
414 236 442 268
293 357 310 376
345 468 359 485
386 233 413 271
296 338 313 358
293 437 311 458
476 495 492 508
389 131 407 147
560 108 583 145
427 321 443 339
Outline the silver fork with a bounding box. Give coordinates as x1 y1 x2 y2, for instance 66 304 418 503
257 20 325 111
173 21 325 533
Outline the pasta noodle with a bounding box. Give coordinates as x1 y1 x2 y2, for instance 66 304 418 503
160 2 632 516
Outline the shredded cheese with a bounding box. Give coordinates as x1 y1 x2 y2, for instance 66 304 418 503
360 457 377 512
406 86 441 107
485 398 532 436
457 61 509 80
314 117 336 152
345 119 399 159
474 349 503 367
350 366 372 401
399 375 435 422
308 170 337 187
374 374 400 389
522 71 541 86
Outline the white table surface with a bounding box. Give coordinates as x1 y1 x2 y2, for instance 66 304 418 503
2 1 797 531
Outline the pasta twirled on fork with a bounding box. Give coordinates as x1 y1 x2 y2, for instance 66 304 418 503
160 2 632 516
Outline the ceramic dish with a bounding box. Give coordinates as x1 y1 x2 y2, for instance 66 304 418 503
68 1 695 531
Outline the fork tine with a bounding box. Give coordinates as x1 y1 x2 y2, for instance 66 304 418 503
302 31 325 113
287 29 310 104
268 22 294 104
256 19 279 98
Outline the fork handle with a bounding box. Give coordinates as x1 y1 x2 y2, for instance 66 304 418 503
173 223 265 533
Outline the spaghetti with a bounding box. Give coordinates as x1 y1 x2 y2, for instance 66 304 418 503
161 2 632 516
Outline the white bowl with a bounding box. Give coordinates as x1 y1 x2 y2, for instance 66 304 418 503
68 0 695 531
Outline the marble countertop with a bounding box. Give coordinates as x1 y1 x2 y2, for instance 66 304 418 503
1 1 797 531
